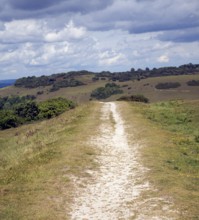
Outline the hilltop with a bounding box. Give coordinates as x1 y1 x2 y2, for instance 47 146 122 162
0 63 199 103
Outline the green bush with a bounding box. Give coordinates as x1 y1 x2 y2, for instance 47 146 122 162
187 80 199 86
0 96 75 129
155 82 181 89
117 94 149 103
0 110 21 129
91 83 123 99
38 98 75 119
15 102 40 121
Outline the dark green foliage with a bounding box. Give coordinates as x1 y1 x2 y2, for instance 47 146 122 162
38 98 75 119
94 63 199 82
91 83 123 99
50 79 85 92
0 110 20 129
92 77 99 81
15 102 39 121
15 76 55 88
0 95 35 110
13 64 199 88
187 80 199 86
117 94 149 103
37 91 44 95
155 82 181 89
0 96 75 129
14 72 89 89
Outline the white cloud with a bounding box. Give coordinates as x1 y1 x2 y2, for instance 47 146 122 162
99 50 125 65
157 55 169 63
0 20 44 43
0 0 199 79
44 21 86 42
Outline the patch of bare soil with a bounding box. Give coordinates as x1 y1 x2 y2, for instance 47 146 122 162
70 102 177 219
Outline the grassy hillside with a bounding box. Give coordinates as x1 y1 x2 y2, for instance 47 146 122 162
121 100 199 219
0 99 198 219
0 74 199 103
0 102 101 219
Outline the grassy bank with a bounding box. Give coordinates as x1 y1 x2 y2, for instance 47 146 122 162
0 102 100 219
122 100 199 219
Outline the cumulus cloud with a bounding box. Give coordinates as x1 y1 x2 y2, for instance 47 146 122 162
0 19 48 44
157 55 169 63
0 0 199 79
0 19 86 44
74 0 199 42
1 0 199 43
45 21 86 42
99 50 126 66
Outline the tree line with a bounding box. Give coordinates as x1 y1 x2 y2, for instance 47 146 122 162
93 63 199 82
14 63 199 89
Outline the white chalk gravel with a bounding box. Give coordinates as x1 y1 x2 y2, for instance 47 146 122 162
70 102 177 220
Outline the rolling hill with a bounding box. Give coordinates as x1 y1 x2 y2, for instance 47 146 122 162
0 71 199 103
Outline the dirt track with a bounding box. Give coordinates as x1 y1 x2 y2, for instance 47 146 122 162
70 102 177 219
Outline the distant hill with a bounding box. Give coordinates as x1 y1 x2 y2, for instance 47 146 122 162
0 64 199 103
14 63 199 89
0 79 16 88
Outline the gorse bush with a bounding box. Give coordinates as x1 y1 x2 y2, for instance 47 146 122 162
117 94 149 103
0 96 75 129
38 98 75 119
91 83 123 99
155 82 181 89
0 110 20 129
187 80 199 86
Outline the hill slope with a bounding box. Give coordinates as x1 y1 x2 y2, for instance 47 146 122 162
1 63 199 103
1 100 198 219
0 74 199 103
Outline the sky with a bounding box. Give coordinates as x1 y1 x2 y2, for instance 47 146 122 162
0 0 199 79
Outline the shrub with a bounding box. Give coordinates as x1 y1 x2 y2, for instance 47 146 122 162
0 96 75 129
155 82 181 89
38 98 75 119
117 94 149 103
49 79 85 92
91 83 123 99
15 102 40 121
37 91 44 95
0 110 21 129
187 80 199 86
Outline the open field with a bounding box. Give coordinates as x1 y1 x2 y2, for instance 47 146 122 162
121 100 199 219
0 71 199 219
0 74 199 103
0 100 198 219
0 102 101 219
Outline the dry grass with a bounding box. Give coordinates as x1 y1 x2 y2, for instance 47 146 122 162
0 102 101 219
1 74 199 104
120 101 199 220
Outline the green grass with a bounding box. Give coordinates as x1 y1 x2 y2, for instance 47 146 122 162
0 102 101 219
126 100 199 219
